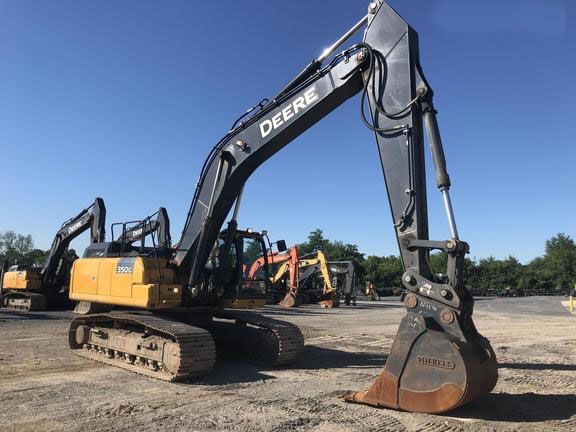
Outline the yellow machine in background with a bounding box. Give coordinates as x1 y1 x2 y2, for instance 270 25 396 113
0 198 106 311
296 250 340 308
2 265 42 291
365 281 378 301
268 249 339 308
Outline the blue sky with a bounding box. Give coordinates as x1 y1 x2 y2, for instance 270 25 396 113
0 0 574 263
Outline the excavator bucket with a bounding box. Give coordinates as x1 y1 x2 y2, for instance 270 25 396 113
279 292 301 308
319 295 340 308
345 294 498 413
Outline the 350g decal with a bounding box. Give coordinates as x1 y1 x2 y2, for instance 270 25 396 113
115 258 136 274
116 265 133 274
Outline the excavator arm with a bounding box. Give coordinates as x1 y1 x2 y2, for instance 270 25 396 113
171 0 497 413
270 261 291 285
174 2 432 286
271 247 300 289
115 207 171 250
306 251 336 295
284 250 339 308
41 197 106 288
248 250 292 280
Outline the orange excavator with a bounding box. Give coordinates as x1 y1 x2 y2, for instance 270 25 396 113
247 245 300 307
247 247 339 308
283 250 340 308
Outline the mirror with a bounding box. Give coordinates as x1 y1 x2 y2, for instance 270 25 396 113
276 240 287 252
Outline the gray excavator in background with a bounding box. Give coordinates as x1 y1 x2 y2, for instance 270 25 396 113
329 261 360 305
0 198 106 311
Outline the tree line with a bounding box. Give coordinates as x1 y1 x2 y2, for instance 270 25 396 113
0 231 49 267
2 228 575 296
297 229 576 296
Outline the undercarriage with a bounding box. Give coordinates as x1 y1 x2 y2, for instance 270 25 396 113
69 309 304 381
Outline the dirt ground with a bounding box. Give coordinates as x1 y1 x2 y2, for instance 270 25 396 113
0 296 575 432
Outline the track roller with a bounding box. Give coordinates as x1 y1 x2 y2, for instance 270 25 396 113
1 292 46 311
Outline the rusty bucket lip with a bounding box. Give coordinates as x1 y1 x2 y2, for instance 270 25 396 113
345 355 498 414
279 292 299 308
344 311 498 414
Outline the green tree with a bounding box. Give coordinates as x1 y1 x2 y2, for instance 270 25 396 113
474 256 522 295
429 252 447 273
518 257 553 295
298 229 330 256
363 255 403 293
0 231 34 264
543 233 576 294
243 238 264 266
24 249 49 266
325 240 364 262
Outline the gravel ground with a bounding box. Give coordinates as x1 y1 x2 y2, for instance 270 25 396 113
0 296 575 432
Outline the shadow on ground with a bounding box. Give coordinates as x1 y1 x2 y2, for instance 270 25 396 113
261 303 403 316
339 303 404 310
0 310 72 321
192 346 385 387
499 362 576 371
296 346 385 370
451 392 576 422
190 361 278 386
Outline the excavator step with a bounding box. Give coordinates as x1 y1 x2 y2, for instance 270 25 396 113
73 301 113 315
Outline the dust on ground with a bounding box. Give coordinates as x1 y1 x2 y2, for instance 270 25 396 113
0 296 575 432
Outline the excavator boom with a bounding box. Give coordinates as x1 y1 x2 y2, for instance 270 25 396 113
165 0 497 413
41 197 106 287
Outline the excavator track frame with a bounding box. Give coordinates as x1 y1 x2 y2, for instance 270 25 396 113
1 291 47 312
210 309 304 366
69 313 216 382
68 309 303 382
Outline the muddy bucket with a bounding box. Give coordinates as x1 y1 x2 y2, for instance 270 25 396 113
346 302 498 413
279 292 301 308
319 295 340 308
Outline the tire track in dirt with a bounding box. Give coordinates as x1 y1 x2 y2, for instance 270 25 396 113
306 333 394 356
502 371 576 391
249 396 407 432
552 416 576 430
417 420 467 432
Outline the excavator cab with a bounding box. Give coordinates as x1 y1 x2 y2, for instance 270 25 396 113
218 228 271 309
